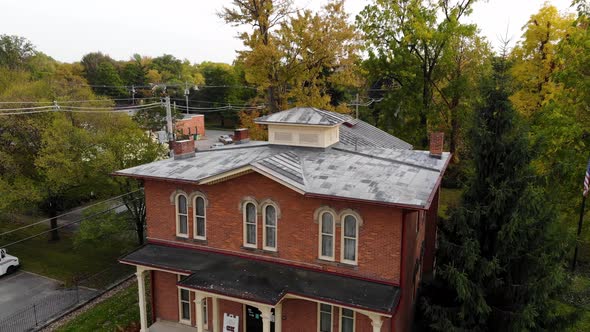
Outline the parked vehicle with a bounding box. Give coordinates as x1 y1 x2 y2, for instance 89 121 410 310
0 248 19 276
219 135 233 144
210 143 225 149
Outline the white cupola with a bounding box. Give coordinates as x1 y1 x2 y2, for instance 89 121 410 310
255 107 351 148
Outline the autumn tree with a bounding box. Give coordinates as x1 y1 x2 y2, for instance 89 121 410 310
277 1 361 112
219 0 294 113
510 5 574 118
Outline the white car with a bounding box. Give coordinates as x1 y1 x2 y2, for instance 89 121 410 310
210 143 225 149
219 135 233 144
0 248 19 276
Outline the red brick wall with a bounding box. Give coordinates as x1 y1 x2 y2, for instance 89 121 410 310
144 172 404 283
423 188 440 277
392 210 426 332
218 299 243 330
152 270 213 327
152 270 179 322
176 115 205 138
282 299 317 332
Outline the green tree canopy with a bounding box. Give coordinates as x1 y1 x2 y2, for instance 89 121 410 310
419 57 570 331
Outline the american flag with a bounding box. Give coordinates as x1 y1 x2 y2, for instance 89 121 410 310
585 158 590 197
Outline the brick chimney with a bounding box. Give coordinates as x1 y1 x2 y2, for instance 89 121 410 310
429 132 444 159
173 140 195 160
234 128 250 144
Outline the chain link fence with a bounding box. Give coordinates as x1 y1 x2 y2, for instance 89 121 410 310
0 264 134 332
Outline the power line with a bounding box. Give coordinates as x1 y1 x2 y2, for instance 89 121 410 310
0 197 142 248
63 102 161 110
0 105 54 112
0 104 164 116
0 189 143 237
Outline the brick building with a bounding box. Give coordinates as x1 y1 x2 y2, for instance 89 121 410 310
116 107 450 332
176 114 206 147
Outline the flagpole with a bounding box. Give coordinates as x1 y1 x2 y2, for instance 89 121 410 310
572 194 587 271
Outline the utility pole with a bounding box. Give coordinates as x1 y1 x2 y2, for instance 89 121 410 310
184 82 190 115
165 96 173 142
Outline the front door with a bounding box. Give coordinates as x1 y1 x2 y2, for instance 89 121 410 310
245 305 274 332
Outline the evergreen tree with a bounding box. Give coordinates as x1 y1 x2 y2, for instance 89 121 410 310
419 57 570 331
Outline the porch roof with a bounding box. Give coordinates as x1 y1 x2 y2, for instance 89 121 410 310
120 243 400 314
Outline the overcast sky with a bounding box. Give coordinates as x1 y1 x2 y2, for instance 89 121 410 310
0 0 575 64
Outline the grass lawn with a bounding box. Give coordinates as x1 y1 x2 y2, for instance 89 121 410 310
0 213 137 284
57 283 143 332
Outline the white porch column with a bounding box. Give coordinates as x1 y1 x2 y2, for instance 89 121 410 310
135 267 149 332
274 303 282 332
212 296 220 332
259 306 273 332
194 292 205 331
367 313 383 332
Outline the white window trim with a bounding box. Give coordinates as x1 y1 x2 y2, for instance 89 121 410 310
177 276 192 325
317 303 333 332
262 203 278 252
340 214 359 266
339 307 356 332
175 194 189 238
193 195 207 240
318 211 336 261
243 202 257 248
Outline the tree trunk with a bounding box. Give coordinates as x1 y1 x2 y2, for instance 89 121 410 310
136 220 144 245
421 83 430 149
449 97 461 163
49 209 60 241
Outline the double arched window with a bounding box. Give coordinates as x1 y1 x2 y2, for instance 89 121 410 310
317 208 361 265
173 190 207 240
242 198 280 251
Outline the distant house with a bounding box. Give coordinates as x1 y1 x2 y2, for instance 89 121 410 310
115 107 450 332
176 114 206 142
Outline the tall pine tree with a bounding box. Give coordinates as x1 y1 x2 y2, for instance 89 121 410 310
419 56 570 331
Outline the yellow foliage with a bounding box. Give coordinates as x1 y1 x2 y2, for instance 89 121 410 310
510 5 575 117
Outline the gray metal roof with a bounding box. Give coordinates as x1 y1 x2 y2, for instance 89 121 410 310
255 107 351 126
339 119 413 150
115 143 450 208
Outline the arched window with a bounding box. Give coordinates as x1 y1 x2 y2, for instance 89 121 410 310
243 202 257 248
319 212 335 261
176 194 188 237
193 196 206 240
263 204 277 251
341 215 358 265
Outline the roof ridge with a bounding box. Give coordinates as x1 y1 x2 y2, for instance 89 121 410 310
331 146 441 173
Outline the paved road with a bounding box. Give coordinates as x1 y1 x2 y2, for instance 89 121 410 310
0 271 96 321
196 129 233 151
